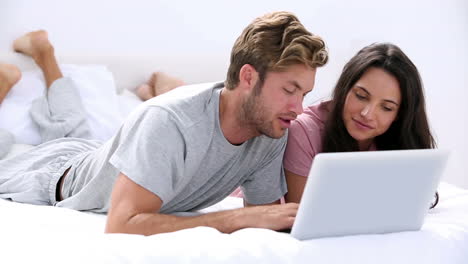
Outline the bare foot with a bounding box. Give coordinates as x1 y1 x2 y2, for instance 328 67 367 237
150 72 184 96
135 83 155 101
14 30 63 88
0 63 21 103
135 72 184 101
13 30 53 62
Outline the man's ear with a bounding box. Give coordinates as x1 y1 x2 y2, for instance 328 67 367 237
238 64 259 92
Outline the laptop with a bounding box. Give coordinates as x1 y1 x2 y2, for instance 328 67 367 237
289 149 449 240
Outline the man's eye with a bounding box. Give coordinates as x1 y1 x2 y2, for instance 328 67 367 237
284 88 294 94
355 92 366 100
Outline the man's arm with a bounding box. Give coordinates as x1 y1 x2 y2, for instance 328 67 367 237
244 199 281 207
105 173 298 235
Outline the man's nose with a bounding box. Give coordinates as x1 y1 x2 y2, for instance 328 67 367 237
291 96 303 116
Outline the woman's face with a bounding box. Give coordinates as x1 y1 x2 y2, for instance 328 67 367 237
342 67 401 150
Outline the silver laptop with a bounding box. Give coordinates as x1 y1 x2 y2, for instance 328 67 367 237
290 149 449 240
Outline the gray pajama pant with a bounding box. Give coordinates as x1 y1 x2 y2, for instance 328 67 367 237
0 129 14 159
0 77 92 158
31 77 92 142
0 77 95 204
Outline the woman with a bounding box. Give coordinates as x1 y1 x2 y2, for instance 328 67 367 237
283 43 438 207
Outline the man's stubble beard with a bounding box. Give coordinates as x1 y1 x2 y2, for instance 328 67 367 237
239 83 282 139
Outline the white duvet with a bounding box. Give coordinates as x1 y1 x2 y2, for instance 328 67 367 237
0 182 467 264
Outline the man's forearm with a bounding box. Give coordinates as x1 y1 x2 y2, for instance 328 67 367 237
106 203 297 236
106 174 296 235
106 208 246 236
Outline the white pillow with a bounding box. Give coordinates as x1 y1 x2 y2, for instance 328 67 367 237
0 64 129 145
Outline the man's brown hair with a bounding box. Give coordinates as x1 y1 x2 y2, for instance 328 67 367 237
225 11 328 90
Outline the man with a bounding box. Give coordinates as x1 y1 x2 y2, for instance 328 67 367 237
0 11 328 235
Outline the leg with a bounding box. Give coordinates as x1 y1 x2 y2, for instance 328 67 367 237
0 140 84 205
0 64 21 158
135 83 155 101
14 30 92 142
152 72 185 96
13 30 62 88
0 63 21 104
135 71 185 101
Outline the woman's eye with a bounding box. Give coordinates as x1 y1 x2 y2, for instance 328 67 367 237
382 106 393 112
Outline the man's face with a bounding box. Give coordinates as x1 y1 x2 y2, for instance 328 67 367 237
240 64 317 139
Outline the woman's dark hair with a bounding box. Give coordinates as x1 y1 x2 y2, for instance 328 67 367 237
322 43 435 153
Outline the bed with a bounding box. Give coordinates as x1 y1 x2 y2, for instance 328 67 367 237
1 53 468 264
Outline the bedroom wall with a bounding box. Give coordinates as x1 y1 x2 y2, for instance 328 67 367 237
1 0 467 188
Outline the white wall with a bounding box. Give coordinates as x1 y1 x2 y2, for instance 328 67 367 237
1 0 467 188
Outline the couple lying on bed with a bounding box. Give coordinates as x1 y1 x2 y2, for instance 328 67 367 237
0 11 436 236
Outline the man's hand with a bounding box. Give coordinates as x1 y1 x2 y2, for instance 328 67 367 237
105 173 298 235
237 203 298 231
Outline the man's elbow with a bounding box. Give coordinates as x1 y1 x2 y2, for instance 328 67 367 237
104 213 138 234
104 220 126 234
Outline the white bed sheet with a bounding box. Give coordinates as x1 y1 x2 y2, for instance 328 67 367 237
0 182 467 264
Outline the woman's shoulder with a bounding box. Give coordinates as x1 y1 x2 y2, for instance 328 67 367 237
287 100 331 153
294 100 331 131
284 101 331 177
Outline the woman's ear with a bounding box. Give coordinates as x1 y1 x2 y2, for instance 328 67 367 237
238 64 259 92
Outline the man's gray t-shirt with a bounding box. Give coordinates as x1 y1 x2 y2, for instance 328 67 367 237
59 82 287 213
